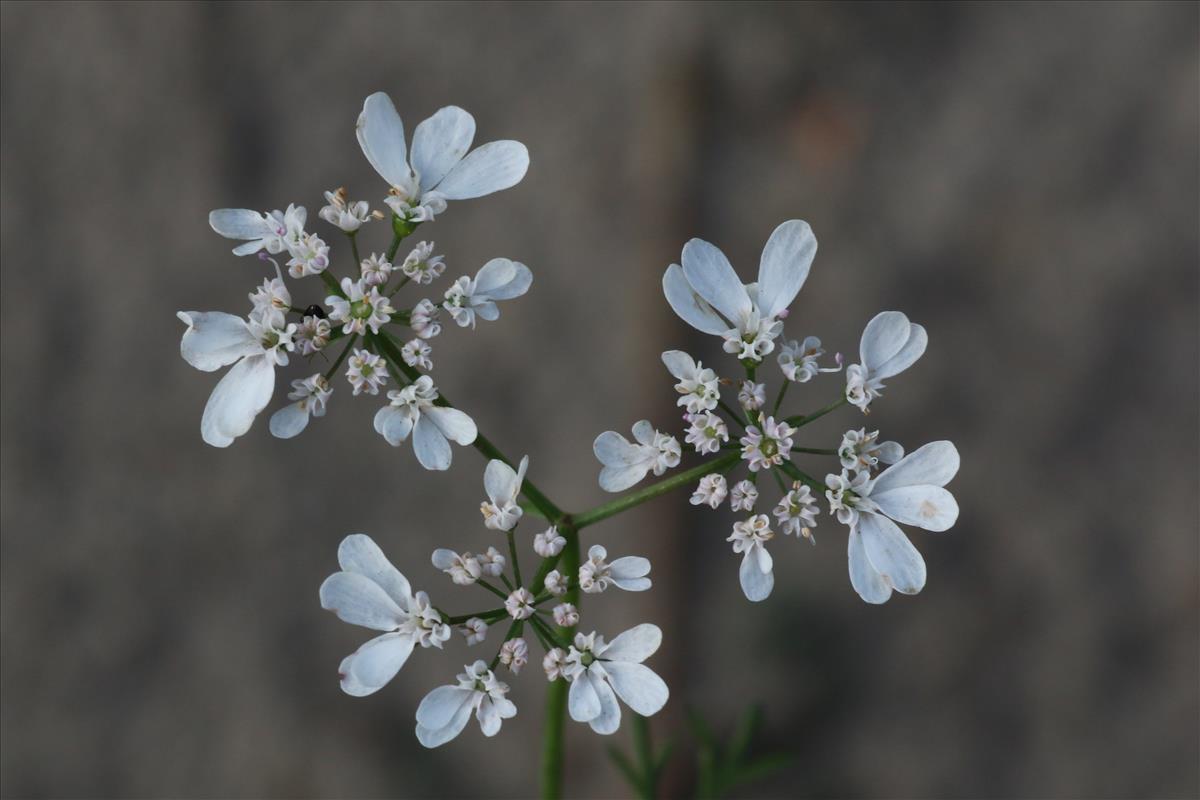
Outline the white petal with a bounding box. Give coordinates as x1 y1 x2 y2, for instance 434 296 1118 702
337 533 412 607
874 323 927 380
568 669 602 722
415 702 474 748
871 441 960 493
587 672 622 735
431 548 459 570
609 557 651 580
485 261 532 301
611 576 652 592
411 105 476 193
756 220 817 319
847 527 892 604
477 696 503 737
199 354 274 447
208 208 268 240
484 459 520 505
473 300 500 321
593 431 639 466
343 632 414 694
318 571 405 630
425 406 478 446
631 420 656 447
876 441 905 464
373 406 414 446
660 350 695 381
269 402 310 439
859 512 926 596
859 311 912 371
871 486 959 532
412 415 452 470
473 258 532 300
337 653 374 697
416 685 475 729
663 264 729 335
435 140 529 200
601 623 661 663
681 238 753 324
357 92 412 188
603 661 669 717
177 311 258 372
738 548 774 602
599 464 649 493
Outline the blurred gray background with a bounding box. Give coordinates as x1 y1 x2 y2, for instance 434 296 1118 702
2 1 1197 798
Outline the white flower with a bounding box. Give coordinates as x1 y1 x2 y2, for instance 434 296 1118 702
477 547 506 577
845 311 927 412
373 375 477 470
415 660 517 748
319 534 451 697
360 253 393 287
729 480 758 512
401 338 433 371
661 350 720 413
249 276 291 316
543 648 567 681
400 241 446 284
838 428 904 472
773 482 819 543
738 380 766 412
209 205 305 256
346 348 388 396
593 421 680 492
739 416 796 472
553 603 579 627
294 314 331 355
544 570 569 596
286 232 331 278
828 441 959 604
269 374 332 439
534 527 566 557
727 515 775 601
578 545 651 593
662 220 817 363
563 625 669 735
480 456 528 532
443 258 532 328
177 309 296 447
326 277 395 335
825 469 875 527
498 638 528 674
779 335 840 383
504 587 536 620
410 299 442 339
357 92 529 223
460 617 488 646
319 188 371 233
431 549 483 585
690 474 728 509
685 412 729 455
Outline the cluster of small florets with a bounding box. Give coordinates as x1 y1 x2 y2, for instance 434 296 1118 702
593 220 961 603
177 92 532 470
319 455 667 747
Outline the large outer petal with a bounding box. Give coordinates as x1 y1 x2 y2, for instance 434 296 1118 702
411 106 475 193
341 632 414 695
660 350 697 381
859 512 927 596
847 527 892 604
858 311 912 371
874 323 927 380
415 688 475 748
178 312 258 372
199 354 274 447
318 571 405 630
208 208 268 239
374 406 414 446
435 140 529 200
568 670 602 721
425 406 478 446
598 463 649 493
610 557 652 592
269 402 310 439
412 414 452 470
356 92 411 188
473 258 532 300
603 661 669 716
663 264 729 335
757 220 817 319
871 441 960 493
337 533 412 607
738 546 774 602
681 238 752 324
872 485 959 532
416 685 476 730
587 671 622 735
601 623 661 663
484 459 520 505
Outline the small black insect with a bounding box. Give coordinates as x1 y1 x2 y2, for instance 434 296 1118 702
304 304 327 319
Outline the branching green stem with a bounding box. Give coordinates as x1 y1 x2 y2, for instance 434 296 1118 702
786 396 847 428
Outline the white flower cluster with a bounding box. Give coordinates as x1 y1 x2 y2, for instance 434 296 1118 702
178 92 533 468
320 457 667 748
593 220 961 604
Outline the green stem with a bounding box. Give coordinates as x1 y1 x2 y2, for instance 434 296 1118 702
318 270 343 297
772 380 790 416
571 451 741 530
348 232 362 270
507 530 523 587
792 446 836 455
322 334 358 381
632 714 655 799
778 460 824 492
717 398 748 430
786 396 847 428
475 579 509 601
542 526 580 800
